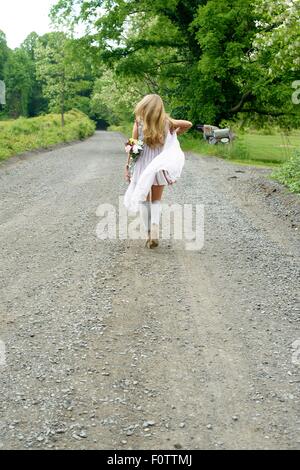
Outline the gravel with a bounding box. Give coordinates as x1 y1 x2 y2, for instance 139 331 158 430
0 131 299 450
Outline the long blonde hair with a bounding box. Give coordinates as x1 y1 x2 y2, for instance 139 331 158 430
135 94 171 148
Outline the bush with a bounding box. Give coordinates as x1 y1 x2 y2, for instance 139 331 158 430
0 110 96 161
272 151 300 193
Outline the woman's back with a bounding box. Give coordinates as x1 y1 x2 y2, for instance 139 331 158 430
137 119 170 149
133 119 172 186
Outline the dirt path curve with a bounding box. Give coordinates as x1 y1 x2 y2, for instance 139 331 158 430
0 131 299 450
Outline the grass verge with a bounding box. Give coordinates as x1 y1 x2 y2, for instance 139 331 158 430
179 131 300 167
0 109 96 161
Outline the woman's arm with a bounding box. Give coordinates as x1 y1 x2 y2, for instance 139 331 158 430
125 121 138 182
132 120 138 139
170 118 193 135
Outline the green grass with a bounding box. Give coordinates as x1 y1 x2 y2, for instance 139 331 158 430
179 131 300 167
0 109 96 161
241 132 300 165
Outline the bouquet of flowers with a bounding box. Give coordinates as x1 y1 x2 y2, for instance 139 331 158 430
125 138 144 167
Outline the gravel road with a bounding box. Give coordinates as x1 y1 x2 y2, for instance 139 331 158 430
0 131 299 450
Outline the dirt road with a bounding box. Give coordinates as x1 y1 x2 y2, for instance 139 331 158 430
0 131 299 449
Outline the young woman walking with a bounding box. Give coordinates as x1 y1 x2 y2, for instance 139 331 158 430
124 94 192 248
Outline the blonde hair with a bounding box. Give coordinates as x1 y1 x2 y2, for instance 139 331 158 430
135 94 171 148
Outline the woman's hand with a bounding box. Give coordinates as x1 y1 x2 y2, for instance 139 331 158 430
170 119 193 135
170 127 180 135
171 126 184 135
125 166 131 183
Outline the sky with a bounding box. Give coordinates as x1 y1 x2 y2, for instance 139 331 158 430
0 0 57 49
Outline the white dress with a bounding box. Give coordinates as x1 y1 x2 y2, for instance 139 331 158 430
130 121 172 186
124 121 185 214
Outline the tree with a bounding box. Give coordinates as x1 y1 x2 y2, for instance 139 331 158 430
35 32 94 126
0 31 9 79
50 0 202 118
20 32 48 116
90 68 149 125
0 31 9 114
1 32 46 119
51 0 300 126
4 48 33 118
245 0 300 127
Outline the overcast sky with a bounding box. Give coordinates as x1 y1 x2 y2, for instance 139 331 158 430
0 0 57 49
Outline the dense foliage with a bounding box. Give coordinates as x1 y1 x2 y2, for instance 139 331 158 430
1 0 299 128
272 151 300 193
0 30 100 125
49 0 300 127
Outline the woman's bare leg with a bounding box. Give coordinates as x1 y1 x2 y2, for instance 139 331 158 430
146 185 164 202
146 185 164 248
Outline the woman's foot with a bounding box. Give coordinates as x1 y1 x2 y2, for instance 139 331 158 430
149 223 159 249
145 231 151 248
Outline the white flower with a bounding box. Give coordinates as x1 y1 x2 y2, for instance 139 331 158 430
133 145 139 154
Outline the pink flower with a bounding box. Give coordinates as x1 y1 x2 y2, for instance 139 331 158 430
125 145 131 153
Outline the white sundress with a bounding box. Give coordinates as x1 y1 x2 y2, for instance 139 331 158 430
130 121 172 186
124 120 185 214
